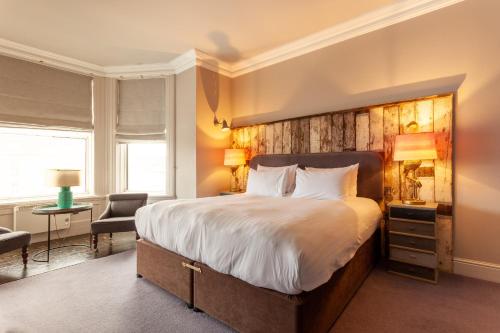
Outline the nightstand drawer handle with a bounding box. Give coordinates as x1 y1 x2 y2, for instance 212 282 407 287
409 227 416 231
409 255 417 259
410 241 416 245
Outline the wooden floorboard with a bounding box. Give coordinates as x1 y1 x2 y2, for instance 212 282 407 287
0 232 136 285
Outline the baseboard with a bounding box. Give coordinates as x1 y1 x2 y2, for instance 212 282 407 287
30 219 90 244
453 257 500 284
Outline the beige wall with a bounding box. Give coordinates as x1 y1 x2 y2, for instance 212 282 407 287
231 0 500 266
196 67 232 197
175 67 198 198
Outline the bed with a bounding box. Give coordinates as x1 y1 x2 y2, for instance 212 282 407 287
136 152 384 333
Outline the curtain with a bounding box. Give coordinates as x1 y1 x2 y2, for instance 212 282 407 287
116 78 166 140
0 55 93 129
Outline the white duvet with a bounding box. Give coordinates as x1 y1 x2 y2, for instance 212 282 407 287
135 194 381 294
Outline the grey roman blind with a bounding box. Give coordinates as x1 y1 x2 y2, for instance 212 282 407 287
117 78 166 140
0 55 93 129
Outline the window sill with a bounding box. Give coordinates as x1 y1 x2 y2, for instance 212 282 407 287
147 194 176 203
0 194 106 209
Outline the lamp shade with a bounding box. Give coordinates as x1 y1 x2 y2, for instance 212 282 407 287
46 169 81 187
224 149 246 166
393 132 437 161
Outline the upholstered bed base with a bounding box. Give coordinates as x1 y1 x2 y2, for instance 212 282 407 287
137 229 379 333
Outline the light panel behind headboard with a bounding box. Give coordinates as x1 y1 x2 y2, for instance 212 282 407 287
231 94 453 205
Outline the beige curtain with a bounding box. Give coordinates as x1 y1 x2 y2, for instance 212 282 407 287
0 55 93 129
117 78 166 141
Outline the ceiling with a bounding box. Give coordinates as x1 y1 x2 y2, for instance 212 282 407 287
0 0 396 67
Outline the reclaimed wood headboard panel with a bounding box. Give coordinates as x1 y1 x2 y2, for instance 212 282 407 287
231 94 453 205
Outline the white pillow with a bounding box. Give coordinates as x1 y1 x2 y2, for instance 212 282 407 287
246 169 287 197
305 163 359 197
257 164 298 194
291 168 352 200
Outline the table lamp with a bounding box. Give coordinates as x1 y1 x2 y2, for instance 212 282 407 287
46 169 81 208
393 132 437 205
224 149 246 191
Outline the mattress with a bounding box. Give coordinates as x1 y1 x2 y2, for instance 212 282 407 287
135 194 381 294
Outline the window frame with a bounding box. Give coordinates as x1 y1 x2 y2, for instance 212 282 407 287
116 140 169 196
0 125 94 202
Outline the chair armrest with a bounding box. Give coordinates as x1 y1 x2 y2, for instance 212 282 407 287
97 203 112 221
0 227 12 234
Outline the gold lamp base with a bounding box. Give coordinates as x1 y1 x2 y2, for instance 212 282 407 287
402 199 427 205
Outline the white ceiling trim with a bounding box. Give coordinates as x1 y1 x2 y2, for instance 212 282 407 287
229 0 464 77
0 0 462 79
0 37 105 76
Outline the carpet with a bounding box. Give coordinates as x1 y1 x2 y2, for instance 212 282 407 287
0 250 233 333
0 250 499 333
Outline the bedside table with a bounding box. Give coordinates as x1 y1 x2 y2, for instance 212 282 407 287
387 200 438 283
219 191 244 196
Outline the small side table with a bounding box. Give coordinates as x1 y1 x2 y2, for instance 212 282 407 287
387 200 438 283
32 203 93 262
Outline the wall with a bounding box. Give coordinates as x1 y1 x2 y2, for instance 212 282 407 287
231 0 500 278
175 67 198 198
196 67 232 197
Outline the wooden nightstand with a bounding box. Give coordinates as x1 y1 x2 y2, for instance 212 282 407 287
219 191 244 196
387 200 439 283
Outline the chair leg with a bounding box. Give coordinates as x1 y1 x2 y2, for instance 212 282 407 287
109 233 113 239
21 245 28 267
92 234 98 250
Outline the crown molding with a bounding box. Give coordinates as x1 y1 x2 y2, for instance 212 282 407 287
229 0 464 77
0 37 105 76
0 0 462 79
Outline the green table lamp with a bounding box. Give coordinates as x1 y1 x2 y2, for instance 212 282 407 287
46 169 81 208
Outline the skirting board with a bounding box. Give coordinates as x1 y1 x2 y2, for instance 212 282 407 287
453 257 500 284
30 218 91 244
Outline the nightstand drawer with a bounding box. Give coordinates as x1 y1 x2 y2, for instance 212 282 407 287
389 219 435 237
389 233 436 252
389 247 437 268
390 207 435 222
388 260 436 282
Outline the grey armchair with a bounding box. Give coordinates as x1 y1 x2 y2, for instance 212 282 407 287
90 193 148 250
0 227 31 267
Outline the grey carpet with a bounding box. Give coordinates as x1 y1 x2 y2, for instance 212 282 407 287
0 250 499 333
0 250 234 333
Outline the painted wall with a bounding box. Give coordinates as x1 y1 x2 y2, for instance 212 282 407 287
231 0 500 270
196 67 232 197
175 67 198 198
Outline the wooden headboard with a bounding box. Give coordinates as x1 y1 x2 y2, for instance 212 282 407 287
249 151 384 202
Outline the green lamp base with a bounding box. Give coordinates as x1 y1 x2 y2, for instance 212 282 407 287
57 186 74 209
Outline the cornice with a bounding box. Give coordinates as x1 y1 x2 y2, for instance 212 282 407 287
0 37 105 76
0 0 463 79
229 0 464 77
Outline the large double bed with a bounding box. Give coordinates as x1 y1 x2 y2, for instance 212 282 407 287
135 152 384 333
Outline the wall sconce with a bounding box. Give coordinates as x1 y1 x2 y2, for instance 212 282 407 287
213 114 230 132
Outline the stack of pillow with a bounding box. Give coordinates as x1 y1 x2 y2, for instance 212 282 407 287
246 163 359 200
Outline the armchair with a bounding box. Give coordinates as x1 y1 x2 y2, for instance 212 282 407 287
90 193 148 250
0 227 31 267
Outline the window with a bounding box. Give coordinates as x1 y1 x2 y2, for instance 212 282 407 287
118 142 166 194
0 127 92 200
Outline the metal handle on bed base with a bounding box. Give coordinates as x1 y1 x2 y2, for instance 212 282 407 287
182 262 202 273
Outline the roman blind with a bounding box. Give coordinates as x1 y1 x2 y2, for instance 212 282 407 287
0 55 93 129
117 78 166 141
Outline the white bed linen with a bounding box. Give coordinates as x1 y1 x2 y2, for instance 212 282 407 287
135 195 381 294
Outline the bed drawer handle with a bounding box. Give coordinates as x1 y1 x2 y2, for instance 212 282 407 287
182 262 202 273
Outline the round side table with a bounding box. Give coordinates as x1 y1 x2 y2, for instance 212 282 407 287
32 203 93 262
